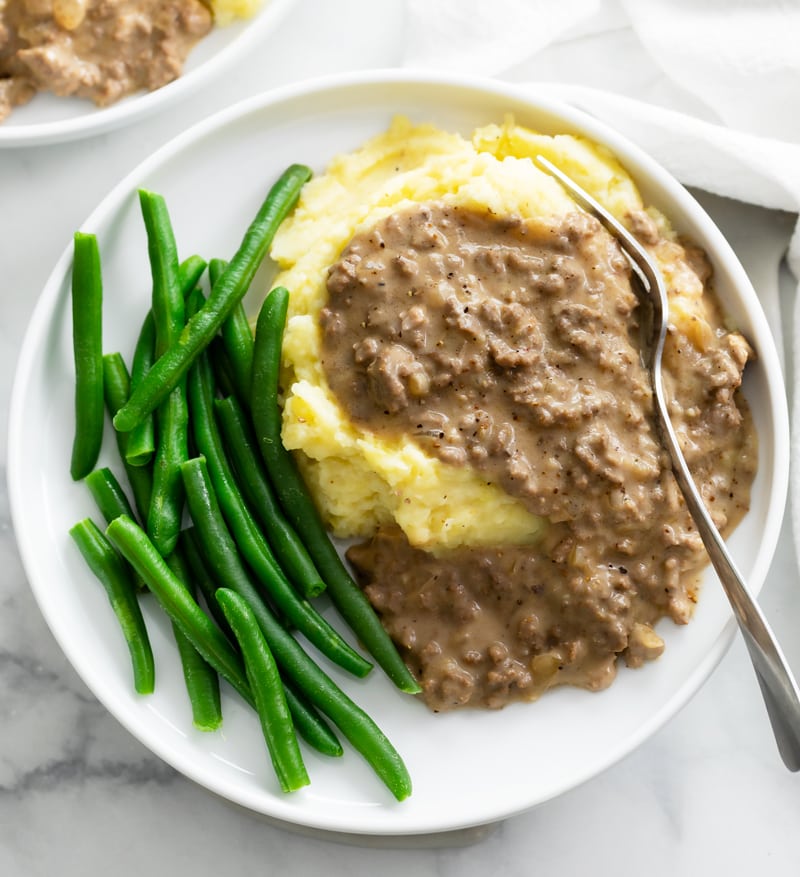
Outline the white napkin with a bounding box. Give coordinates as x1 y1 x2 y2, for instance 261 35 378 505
403 0 800 563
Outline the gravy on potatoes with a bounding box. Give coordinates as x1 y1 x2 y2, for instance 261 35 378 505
320 201 756 711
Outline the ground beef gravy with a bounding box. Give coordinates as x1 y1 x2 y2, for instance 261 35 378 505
0 0 212 121
321 201 757 711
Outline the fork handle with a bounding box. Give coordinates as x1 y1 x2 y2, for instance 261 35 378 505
533 152 800 769
655 399 800 771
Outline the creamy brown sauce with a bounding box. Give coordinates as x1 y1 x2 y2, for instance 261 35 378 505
321 202 757 712
0 0 212 121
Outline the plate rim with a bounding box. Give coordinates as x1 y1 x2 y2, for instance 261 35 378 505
7 68 791 835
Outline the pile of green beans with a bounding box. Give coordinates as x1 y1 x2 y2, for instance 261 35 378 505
67 166 413 802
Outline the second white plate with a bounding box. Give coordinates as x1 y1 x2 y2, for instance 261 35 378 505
0 0 296 147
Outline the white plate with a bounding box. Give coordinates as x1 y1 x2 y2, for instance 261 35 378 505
0 0 295 148
8 71 789 836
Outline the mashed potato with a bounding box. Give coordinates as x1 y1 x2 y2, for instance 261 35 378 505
209 0 265 25
268 116 710 553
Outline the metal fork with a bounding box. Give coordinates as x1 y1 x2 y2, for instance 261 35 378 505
535 154 800 771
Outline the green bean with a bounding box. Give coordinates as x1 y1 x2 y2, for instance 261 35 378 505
222 316 254 404
178 457 410 800
254 572 412 799
126 312 157 467
251 287 421 695
186 347 370 677
181 526 236 642
186 281 242 405
178 254 207 296
70 232 104 481
179 449 300 635
127 257 207 468
180 455 282 624
139 189 188 557
217 588 309 792
102 353 153 522
105 515 253 708
85 465 147 591
207 258 226 289
214 395 325 600
102 352 131 410
208 338 239 401
69 518 154 694
257 597 412 800
146 375 188 557
211 257 254 406
282 684 342 759
181 527 342 757
113 165 312 433
85 467 137 524
166 547 222 732
147 374 188 555
183 284 206 328
140 190 184 344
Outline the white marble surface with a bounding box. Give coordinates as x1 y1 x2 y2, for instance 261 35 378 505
2 1 800 873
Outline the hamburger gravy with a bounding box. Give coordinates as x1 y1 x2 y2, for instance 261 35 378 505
321 201 757 712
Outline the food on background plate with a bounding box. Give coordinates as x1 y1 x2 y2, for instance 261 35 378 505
0 0 264 122
207 0 262 25
272 116 758 712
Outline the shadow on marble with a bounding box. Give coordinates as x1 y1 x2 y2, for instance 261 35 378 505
220 795 499 849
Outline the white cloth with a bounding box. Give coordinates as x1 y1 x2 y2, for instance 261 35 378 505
403 0 800 562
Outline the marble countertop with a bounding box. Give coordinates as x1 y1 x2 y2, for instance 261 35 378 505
2 2 800 873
